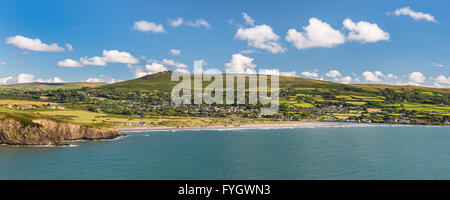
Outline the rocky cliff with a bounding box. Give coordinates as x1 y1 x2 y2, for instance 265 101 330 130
0 118 124 146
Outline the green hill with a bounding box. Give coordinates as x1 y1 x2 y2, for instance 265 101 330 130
101 71 449 95
0 82 106 90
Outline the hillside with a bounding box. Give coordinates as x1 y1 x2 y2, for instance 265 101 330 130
0 82 106 90
101 71 450 95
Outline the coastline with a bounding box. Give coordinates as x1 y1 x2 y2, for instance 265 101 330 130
117 121 341 132
117 121 450 132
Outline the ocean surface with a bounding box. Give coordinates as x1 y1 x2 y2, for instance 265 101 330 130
1 124 450 180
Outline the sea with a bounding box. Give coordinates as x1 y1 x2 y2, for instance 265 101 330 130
1 124 449 180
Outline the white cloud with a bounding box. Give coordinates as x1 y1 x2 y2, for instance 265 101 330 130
242 12 255 26
259 69 297 77
133 21 165 33
386 73 397 79
128 62 168 78
225 54 256 74
325 70 342 78
169 18 211 29
435 75 450 85
6 35 65 52
102 50 139 64
17 73 34 84
0 76 13 85
186 19 211 29
80 56 107 66
60 50 139 67
145 63 168 74
85 75 117 84
162 59 188 68
362 71 384 83
57 59 84 67
394 7 436 22
236 25 285 54
286 18 345 50
168 17 184 27
36 77 65 83
408 72 426 85
339 76 353 84
169 49 181 56
0 61 6 66
325 70 353 84
65 43 74 51
343 18 390 43
0 74 66 85
301 71 319 78
175 68 190 74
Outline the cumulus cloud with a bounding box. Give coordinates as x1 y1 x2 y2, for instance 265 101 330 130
168 17 184 27
102 50 139 64
162 59 188 68
36 77 65 83
133 21 165 33
65 43 74 51
57 59 84 67
435 75 450 84
128 62 168 78
80 56 107 66
58 50 138 67
0 74 65 85
408 72 426 85
0 61 6 66
17 73 34 84
259 69 297 77
325 70 353 84
85 75 117 84
286 18 345 50
6 35 65 52
168 18 211 29
242 12 255 26
394 7 436 22
0 76 13 85
362 71 398 83
301 71 319 78
186 19 211 29
325 70 342 78
343 19 390 43
225 54 256 74
169 49 181 56
339 76 353 84
362 71 384 83
235 25 285 53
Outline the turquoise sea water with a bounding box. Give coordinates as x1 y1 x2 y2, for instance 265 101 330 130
0 124 449 180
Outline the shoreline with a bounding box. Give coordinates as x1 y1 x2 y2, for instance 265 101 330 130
117 121 342 132
117 121 450 132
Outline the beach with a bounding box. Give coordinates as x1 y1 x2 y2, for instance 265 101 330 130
117 121 341 132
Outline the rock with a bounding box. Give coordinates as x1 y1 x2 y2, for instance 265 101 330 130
0 118 125 146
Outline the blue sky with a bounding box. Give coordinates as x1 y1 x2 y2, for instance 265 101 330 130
0 0 449 87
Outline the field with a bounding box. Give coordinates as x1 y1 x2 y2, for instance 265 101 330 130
384 103 450 112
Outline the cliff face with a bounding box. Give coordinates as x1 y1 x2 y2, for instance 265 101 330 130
0 119 124 146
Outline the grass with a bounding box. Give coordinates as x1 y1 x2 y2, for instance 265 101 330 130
384 103 450 112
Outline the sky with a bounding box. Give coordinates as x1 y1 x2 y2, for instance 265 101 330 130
0 0 449 87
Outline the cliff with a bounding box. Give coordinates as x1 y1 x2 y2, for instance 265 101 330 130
0 118 124 146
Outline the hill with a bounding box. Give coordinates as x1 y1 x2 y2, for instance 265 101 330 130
101 71 450 95
0 82 106 90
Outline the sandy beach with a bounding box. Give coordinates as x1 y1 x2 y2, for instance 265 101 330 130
117 121 342 132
